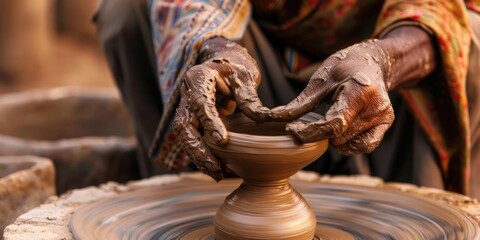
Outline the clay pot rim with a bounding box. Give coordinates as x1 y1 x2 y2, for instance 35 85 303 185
0 155 53 179
227 131 297 143
219 133 325 151
219 112 324 146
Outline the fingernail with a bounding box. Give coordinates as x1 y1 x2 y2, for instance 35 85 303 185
212 131 222 144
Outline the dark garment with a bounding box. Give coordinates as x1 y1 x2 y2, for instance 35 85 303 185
94 0 480 198
94 0 166 177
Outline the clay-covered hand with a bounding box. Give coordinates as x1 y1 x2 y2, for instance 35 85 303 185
271 26 436 155
173 37 269 181
272 41 394 155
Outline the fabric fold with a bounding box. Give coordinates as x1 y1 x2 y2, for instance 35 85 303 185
373 0 472 194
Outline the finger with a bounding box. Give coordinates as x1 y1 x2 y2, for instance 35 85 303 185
333 123 391 156
285 84 363 142
173 84 224 181
183 65 228 145
331 89 394 146
230 63 270 122
271 66 332 121
331 114 389 146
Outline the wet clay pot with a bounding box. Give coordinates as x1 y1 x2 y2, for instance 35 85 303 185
206 113 328 240
0 87 138 193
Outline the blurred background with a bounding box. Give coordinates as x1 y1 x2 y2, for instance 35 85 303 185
0 0 139 197
0 1 141 233
0 0 114 93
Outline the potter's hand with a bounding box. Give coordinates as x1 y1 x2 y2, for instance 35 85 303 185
173 37 269 181
272 42 394 155
271 26 435 155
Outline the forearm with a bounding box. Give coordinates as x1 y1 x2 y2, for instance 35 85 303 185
378 26 436 91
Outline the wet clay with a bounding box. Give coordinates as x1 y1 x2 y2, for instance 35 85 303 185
70 179 480 240
205 113 328 239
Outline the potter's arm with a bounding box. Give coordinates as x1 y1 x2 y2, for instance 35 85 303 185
378 26 436 91
271 26 436 155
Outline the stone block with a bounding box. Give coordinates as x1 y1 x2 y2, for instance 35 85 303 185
0 156 55 237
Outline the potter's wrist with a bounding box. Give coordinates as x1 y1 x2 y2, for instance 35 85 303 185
199 37 246 63
198 37 260 85
377 26 436 91
344 40 391 91
198 37 228 62
373 38 401 91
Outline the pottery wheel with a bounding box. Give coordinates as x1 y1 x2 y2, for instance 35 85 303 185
70 179 479 239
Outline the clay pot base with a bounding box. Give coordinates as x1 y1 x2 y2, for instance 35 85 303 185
70 179 479 240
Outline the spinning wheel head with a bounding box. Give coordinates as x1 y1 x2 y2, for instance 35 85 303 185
70 180 480 240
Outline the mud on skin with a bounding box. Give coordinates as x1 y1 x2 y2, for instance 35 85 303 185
271 26 436 156
173 37 270 181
